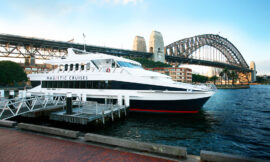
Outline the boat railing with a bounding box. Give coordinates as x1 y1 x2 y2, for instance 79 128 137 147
193 83 217 91
30 66 132 75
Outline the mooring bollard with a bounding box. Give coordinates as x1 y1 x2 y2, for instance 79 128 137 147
66 92 73 114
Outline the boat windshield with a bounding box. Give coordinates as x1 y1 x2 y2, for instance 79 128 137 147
117 61 142 69
92 59 118 69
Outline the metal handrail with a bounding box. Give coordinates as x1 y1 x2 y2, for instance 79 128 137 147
0 95 66 120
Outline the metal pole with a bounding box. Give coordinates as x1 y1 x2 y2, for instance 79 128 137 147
8 90 15 110
0 89 4 99
110 102 114 121
102 105 105 124
9 90 14 100
66 92 73 114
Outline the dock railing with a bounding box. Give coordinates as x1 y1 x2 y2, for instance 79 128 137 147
1 91 130 122
0 93 66 120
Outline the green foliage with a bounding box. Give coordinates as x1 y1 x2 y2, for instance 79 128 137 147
229 71 238 85
0 61 27 86
256 76 270 84
210 75 218 84
219 68 230 85
192 74 209 83
130 57 172 68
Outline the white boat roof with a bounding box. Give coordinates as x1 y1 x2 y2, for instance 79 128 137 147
45 48 141 66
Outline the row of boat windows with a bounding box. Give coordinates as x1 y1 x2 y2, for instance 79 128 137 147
42 81 110 89
41 81 187 91
58 60 142 71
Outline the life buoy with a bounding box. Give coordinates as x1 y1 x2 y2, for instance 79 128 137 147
106 68 110 72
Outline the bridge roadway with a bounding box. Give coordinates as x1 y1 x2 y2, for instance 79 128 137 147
166 56 251 72
0 33 250 71
0 33 152 58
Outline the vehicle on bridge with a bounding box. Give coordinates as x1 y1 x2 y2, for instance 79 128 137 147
28 48 216 113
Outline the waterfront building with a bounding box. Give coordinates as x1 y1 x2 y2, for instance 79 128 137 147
145 67 192 83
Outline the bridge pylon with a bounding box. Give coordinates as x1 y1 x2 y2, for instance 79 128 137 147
149 31 165 63
249 61 256 82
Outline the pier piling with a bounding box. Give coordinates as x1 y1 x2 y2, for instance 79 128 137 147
0 90 4 99
9 90 14 100
66 92 73 115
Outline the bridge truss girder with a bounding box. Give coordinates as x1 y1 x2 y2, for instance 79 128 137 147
0 34 151 61
0 43 67 60
165 34 249 71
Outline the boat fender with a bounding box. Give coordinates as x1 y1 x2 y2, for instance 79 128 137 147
106 68 110 72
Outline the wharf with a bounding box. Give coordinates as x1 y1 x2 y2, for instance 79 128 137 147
0 128 174 162
50 102 127 125
0 91 129 124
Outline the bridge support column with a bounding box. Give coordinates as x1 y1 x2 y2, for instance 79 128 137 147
66 92 73 115
149 31 165 63
249 61 256 82
30 55 35 66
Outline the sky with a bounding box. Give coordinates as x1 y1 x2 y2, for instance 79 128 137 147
0 0 270 75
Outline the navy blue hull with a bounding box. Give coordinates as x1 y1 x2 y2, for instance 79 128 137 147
87 97 210 113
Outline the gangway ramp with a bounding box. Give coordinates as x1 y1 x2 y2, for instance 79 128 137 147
0 95 66 120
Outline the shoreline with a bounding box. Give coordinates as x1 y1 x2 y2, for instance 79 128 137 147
216 84 250 89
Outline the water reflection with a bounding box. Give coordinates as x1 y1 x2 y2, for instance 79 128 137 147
94 85 270 159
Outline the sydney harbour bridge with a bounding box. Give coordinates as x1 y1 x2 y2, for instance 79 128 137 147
0 33 253 82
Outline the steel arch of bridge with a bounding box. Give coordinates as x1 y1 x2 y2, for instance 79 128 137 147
165 34 249 71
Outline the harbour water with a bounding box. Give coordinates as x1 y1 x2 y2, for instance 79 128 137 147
92 85 270 160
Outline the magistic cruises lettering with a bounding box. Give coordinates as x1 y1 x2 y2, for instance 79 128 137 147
46 76 88 80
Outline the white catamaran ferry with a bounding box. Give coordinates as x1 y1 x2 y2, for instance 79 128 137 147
28 48 216 113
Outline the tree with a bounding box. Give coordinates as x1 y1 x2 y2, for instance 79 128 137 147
0 61 28 86
219 71 224 85
192 74 209 83
220 68 230 85
210 75 218 85
229 70 238 85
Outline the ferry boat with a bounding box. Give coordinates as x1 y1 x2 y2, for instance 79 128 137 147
28 48 216 113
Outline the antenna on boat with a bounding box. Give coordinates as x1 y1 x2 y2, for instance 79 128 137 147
83 33 86 52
